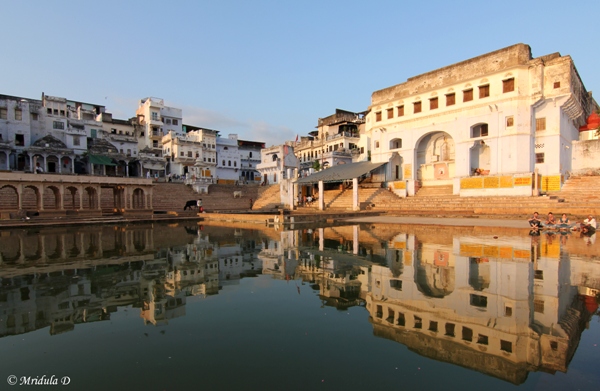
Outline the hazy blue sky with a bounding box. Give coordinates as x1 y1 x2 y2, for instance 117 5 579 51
1 0 598 146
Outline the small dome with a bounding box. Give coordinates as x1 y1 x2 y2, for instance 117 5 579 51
32 135 67 149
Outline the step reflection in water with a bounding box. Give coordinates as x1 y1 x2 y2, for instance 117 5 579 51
0 223 598 384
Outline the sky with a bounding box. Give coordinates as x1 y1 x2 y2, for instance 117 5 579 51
1 0 599 146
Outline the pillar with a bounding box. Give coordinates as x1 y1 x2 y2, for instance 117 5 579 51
318 180 324 211
318 228 324 252
352 177 359 211
353 225 359 255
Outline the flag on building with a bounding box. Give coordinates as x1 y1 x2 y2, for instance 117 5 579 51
295 134 299 143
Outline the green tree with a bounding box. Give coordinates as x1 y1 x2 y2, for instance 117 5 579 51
312 159 321 171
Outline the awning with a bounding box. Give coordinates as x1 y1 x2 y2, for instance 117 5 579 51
88 155 116 166
295 161 386 184
142 162 165 170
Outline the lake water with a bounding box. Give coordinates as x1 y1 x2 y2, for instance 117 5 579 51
0 221 598 390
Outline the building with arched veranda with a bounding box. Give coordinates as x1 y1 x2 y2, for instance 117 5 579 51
367 44 598 197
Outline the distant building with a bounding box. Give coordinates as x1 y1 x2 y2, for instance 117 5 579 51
256 144 299 185
215 134 241 182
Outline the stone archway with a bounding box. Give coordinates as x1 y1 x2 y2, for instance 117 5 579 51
415 132 455 186
43 185 61 209
0 185 19 210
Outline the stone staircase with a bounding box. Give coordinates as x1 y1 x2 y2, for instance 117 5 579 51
415 185 454 197
250 185 281 210
152 183 260 213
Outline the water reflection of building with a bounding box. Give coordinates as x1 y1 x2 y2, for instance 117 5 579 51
367 231 598 384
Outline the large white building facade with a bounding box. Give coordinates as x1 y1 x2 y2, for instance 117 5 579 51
367 44 598 196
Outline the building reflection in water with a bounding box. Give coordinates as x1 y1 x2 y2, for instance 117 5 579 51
0 223 598 384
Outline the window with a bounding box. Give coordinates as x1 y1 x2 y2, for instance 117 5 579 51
534 270 543 280
500 340 513 353
222 160 225 166
127 149 131 156
151 112 159 120
15 109 22 121
471 124 488 138
386 309 395 323
387 108 394 119
430 97 438 110
445 323 455 337
554 81 560 89
413 101 422 113
188 151 192 157
73 136 80 146
30 112 38 121
479 85 490 98
398 105 404 117
249 152 253 158
397 313 405 326
505 306 513 317
224 146 228 150
228 160 231 166
462 327 473 342
375 112 382 121
15 134 24 146
60 110 65 116
414 316 422 329
172 119 178 125
503 78 515 93
390 279 402 291
477 334 489 345
91 129 97 138
391 139 402 149
429 321 438 332
234 161 237 167
534 299 545 314
506 116 514 127
47 108 52 115
53 121 65 129
375 141 379 149
0 108 7 119
376 305 383 318
470 294 488 308
463 89 473 102
165 119 171 124
180 151 184 157
53 109 58 115
446 93 455 106
536 153 545 163
535 118 546 131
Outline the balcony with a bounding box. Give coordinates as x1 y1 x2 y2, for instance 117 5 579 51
151 130 164 139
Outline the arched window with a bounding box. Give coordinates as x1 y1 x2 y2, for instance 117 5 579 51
272 154 278 161
228 160 231 166
222 160 225 166
234 161 237 167
249 152 252 158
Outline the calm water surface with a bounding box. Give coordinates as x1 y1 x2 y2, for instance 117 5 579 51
0 222 598 390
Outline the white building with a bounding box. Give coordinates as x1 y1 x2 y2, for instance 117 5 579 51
215 134 241 182
366 44 598 196
256 144 299 185
135 97 182 155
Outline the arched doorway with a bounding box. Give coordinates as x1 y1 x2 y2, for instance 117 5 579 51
415 132 455 186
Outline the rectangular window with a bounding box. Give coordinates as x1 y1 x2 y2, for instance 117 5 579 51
172 119 178 125
445 323 455 337
386 108 393 119
505 306 513 317
90 129 97 138
15 134 24 146
536 153 545 163
15 109 22 121
53 109 58 115
376 305 383 319
446 93 455 106
500 340 513 353
534 270 543 280
430 97 438 110
0 108 7 119
463 89 473 102
187 151 192 157
554 81 561 89
53 121 65 129
534 299 545 314
414 316 422 329
390 279 402 290
479 85 490 98
503 78 515 93
429 321 438 332
413 101 422 113
47 108 52 115
165 119 171 124
397 105 404 117
60 110 65 116
470 294 488 308
477 334 489 345
31 113 39 121
397 313 405 327
73 136 80 146
506 116 514 127
462 327 473 342
472 124 488 138
375 141 379 149
387 309 395 324
536 118 546 131
180 151 184 157
375 112 382 121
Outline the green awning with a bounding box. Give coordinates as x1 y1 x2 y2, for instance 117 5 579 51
88 155 116 166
